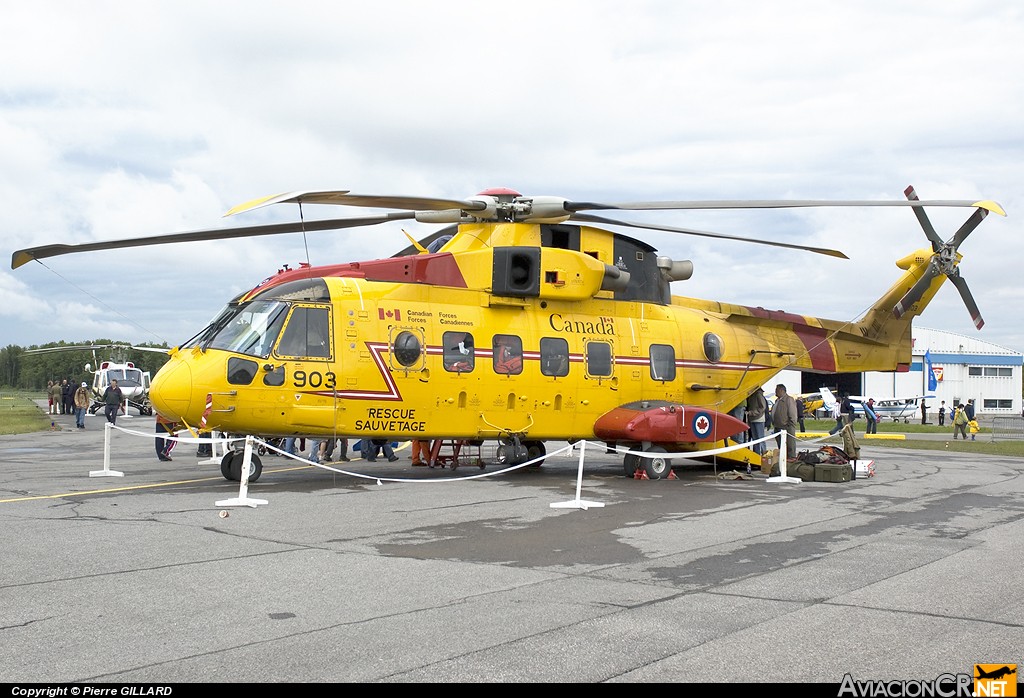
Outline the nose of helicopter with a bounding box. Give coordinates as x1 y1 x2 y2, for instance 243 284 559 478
150 358 194 421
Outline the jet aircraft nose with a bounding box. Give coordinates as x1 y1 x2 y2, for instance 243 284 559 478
150 358 194 421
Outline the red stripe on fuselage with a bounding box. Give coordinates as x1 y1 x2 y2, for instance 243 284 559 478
746 308 836 372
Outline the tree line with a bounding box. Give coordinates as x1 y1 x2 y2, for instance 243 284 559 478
0 340 171 390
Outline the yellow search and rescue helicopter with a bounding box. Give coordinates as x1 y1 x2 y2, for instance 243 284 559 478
12 185 1005 481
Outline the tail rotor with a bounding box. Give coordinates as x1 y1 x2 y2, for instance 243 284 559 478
892 186 1002 329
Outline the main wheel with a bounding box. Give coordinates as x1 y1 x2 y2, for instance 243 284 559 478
641 446 671 480
623 452 640 477
524 440 546 468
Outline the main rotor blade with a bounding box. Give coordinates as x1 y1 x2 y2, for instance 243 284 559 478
225 190 488 216
564 198 995 213
904 186 944 251
569 212 849 259
948 273 985 330
893 263 940 319
951 207 989 249
11 212 416 269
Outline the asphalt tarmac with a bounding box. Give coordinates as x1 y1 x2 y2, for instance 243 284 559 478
1 408 1022 684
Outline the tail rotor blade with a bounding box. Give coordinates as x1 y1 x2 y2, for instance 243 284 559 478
893 263 939 319
904 185 944 251
948 273 985 329
951 207 989 249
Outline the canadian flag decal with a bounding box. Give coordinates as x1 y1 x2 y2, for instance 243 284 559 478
378 308 401 321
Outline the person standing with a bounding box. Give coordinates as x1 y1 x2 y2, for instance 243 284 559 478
840 393 855 429
796 397 806 433
728 403 747 444
864 398 878 435
410 439 432 466
46 380 55 415
155 414 177 461
771 384 798 457
952 403 968 440
938 401 946 427
828 398 844 435
965 399 977 440
62 378 74 416
745 388 768 456
102 379 124 425
73 381 90 429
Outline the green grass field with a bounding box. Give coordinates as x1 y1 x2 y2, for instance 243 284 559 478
0 392 56 435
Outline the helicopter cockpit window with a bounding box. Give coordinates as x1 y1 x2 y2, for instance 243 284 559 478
443 332 475 373
649 344 676 381
540 337 569 377
276 306 331 359
207 300 289 359
105 368 144 387
492 334 523 375
702 332 723 363
585 341 613 377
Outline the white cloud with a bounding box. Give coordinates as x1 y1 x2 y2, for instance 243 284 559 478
2 0 1022 353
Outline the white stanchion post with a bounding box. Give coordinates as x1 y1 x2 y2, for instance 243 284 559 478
90 421 124 478
198 430 224 466
551 440 605 510
767 426 800 484
216 435 268 508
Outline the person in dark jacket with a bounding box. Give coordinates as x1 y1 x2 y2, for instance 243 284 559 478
102 379 124 425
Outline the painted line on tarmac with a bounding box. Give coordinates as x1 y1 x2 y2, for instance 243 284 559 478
0 463 317 504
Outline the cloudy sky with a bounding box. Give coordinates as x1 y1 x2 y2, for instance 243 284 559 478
3 1 1022 355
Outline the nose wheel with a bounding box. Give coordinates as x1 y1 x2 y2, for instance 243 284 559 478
220 451 263 483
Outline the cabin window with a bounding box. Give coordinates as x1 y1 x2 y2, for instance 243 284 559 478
392 331 422 367
585 341 613 377
277 306 331 359
492 334 524 375
443 332 475 373
649 344 676 381
702 332 723 363
263 365 285 387
983 399 1013 409
540 337 570 377
227 357 258 386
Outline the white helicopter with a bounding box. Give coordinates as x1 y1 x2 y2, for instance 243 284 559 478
27 344 168 416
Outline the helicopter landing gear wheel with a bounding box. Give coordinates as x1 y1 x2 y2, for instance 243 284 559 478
496 438 528 466
641 446 671 480
524 440 546 467
220 452 263 483
623 452 640 477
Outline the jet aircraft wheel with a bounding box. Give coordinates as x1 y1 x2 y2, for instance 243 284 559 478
524 440 546 468
623 453 640 477
641 446 672 480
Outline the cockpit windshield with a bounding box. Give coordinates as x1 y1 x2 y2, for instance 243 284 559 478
106 368 144 387
204 300 289 359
